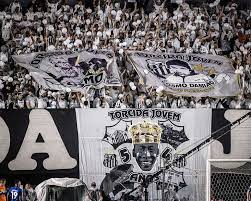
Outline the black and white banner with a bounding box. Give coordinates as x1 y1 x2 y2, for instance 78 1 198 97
13 50 122 91
0 109 79 184
0 109 250 201
76 109 211 200
127 51 239 97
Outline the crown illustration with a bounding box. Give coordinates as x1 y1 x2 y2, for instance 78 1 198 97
128 121 162 144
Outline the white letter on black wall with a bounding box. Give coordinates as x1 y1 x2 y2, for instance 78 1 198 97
8 110 77 170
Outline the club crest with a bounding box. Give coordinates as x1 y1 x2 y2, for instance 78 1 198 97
103 120 132 150
159 120 189 149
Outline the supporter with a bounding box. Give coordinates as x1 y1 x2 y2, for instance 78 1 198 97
0 179 7 201
25 91 37 109
115 95 128 108
37 90 48 109
57 92 69 109
23 184 37 201
7 180 22 201
16 93 25 109
69 92 80 108
88 182 99 201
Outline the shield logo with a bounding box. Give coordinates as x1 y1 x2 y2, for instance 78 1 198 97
159 120 189 149
103 120 132 150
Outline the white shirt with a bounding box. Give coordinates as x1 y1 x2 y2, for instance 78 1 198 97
102 102 110 108
0 11 6 20
58 99 68 108
12 13 22 21
195 102 202 108
37 97 47 108
35 12 43 19
69 100 80 108
135 96 146 108
0 100 5 108
26 95 36 109
11 2 21 13
51 100 57 108
115 100 122 108
62 5 70 12
171 100 178 108
0 53 8 62
48 2 59 13
26 12 34 21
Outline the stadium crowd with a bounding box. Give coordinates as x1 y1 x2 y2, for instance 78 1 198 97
0 0 251 109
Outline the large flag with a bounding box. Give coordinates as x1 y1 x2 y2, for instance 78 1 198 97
127 51 239 97
13 50 122 91
76 108 212 200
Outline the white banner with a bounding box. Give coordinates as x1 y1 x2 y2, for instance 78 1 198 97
76 108 211 200
13 50 122 91
127 51 239 97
